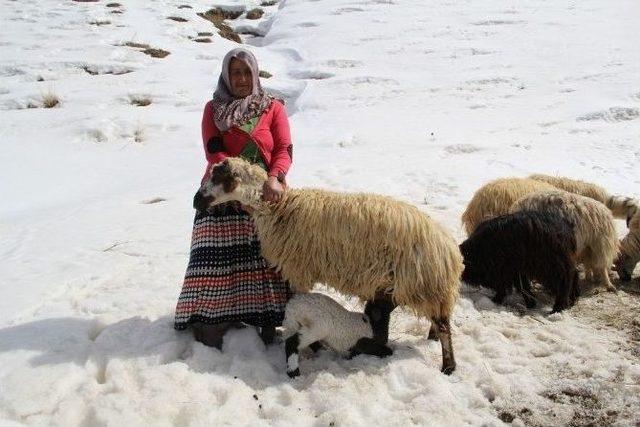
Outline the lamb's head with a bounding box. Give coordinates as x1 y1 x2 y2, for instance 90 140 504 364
348 312 393 358
193 157 268 212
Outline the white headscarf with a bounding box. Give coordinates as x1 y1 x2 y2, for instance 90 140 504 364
211 48 274 132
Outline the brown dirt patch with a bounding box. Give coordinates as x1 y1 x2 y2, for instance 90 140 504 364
142 48 170 58
197 8 243 43
167 16 188 22
259 70 272 78
246 8 264 19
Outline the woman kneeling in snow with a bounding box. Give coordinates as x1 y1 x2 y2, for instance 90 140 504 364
283 293 393 378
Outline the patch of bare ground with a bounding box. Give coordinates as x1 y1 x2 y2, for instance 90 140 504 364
260 0 277 5
120 42 170 58
193 37 212 43
142 48 170 58
178 4 192 9
88 20 111 26
106 2 120 6
167 16 188 22
81 65 132 75
110 10 122 14
72 0 99 2
246 8 264 19
197 32 213 37
197 8 242 43
572 281 640 357
259 70 272 78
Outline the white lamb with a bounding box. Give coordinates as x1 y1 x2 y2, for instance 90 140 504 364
283 292 393 378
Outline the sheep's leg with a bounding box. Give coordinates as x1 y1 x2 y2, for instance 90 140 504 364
551 276 571 313
569 269 580 306
364 291 396 344
427 323 439 341
519 279 537 309
491 289 507 305
259 325 276 345
433 317 456 375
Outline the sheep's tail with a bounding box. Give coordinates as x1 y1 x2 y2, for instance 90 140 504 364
606 196 640 222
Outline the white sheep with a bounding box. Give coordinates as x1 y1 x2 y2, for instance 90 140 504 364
283 292 393 377
194 157 464 375
511 190 619 292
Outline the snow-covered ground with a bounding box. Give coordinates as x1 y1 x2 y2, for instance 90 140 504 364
1 0 639 425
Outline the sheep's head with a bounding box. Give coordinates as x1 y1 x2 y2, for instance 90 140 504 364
614 231 639 282
193 157 267 212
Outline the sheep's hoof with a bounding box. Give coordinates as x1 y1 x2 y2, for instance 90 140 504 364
441 364 456 375
287 369 300 378
427 330 439 341
606 285 618 293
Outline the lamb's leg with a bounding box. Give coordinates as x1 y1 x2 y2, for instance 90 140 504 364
309 341 323 353
285 330 319 378
285 333 301 378
364 291 396 344
259 325 276 345
433 317 456 375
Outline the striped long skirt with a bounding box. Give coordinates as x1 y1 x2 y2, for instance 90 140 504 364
174 203 291 329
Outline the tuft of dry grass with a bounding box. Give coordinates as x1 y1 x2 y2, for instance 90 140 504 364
42 92 60 108
193 37 212 43
178 4 192 9
167 16 188 22
197 8 243 43
246 8 264 20
89 20 111 26
258 70 272 78
197 31 213 36
106 2 121 6
129 95 152 107
260 0 277 5
110 10 122 14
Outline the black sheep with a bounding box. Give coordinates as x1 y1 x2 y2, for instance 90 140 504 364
460 210 580 313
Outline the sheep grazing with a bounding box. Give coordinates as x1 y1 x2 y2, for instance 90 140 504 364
194 157 464 375
528 174 638 221
511 191 619 292
283 292 393 378
460 210 580 313
528 174 640 280
461 178 556 235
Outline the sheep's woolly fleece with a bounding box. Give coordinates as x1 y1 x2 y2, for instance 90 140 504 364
511 190 619 289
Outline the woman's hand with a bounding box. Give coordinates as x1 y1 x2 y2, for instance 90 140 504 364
262 176 284 202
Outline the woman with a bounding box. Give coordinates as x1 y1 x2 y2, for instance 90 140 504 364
174 48 293 348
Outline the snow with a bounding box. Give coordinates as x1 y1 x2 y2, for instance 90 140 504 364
1 0 639 425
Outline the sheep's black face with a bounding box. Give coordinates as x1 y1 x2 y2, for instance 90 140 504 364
194 160 240 212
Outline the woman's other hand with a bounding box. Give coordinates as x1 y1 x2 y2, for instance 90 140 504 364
263 176 284 202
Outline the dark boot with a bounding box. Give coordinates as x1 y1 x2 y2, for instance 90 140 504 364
192 322 234 349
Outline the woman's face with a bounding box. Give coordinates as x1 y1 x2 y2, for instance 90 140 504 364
228 58 253 98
